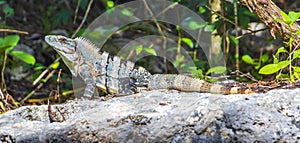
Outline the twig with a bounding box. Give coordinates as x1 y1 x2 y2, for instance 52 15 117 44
56 69 62 101
235 28 269 39
21 70 57 104
71 0 94 38
1 51 8 94
33 57 61 86
73 0 82 24
0 88 10 111
234 2 239 78
0 29 29 35
33 69 49 86
205 5 253 33
143 0 168 72
62 87 85 96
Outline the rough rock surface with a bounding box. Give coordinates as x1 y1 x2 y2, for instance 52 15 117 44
0 89 300 142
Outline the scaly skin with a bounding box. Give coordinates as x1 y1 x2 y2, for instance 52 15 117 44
45 35 252 98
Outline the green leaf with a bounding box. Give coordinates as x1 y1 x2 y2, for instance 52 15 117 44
274 18 285 23
294 71 300 79
0 1 6 5
275 47 287 58
242 55 254 65
107 0 114 8
53 9 72 27
121 8 133 17
0 35 20 52
34 64 46 70
3 6 14 17
259 64 279 74
189 66 203 79
135 45 143 55
280 11 291 24
10 50 36 65
277 60 290 69
173 56 184 67
273 56 279 64
292 49 300 60
228 35 239 45
294 66 300 72
259 61 290 75
204 24 214 32
188 21 206 30
261 54 269 63
206 66 226 75
79 0 88 10
144 47 157 56
181 38 194 48
296 29 300 35
51 61 60 69
198 6 206 14
180 17 207 30
288 11 300 24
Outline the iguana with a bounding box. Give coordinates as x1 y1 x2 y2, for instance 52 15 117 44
45 35 252 98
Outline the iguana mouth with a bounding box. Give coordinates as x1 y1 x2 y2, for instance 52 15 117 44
55 47 76 54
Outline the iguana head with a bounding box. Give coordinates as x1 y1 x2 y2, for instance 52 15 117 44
45 35 81 76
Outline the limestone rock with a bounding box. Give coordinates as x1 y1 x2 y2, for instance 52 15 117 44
0 89 299 142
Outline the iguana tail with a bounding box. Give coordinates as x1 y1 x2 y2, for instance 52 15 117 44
148 74 253 94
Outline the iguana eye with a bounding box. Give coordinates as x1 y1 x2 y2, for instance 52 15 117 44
58 38 67 44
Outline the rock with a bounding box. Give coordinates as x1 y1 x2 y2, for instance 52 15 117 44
0 89 300 142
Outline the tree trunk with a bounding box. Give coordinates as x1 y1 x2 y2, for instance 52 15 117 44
238 0 300 49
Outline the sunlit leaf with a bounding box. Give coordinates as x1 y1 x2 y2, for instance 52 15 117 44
228 35 239 45
173 56 184 67
144 47 157 56
10 50 36 65
259 61 290 75
198 6 206 14
107 0 114 8
206 66 226 75
259 64 279 74
242 55 254 65
0 35 20 51
51 61 60 69
181 37 194 48
280 11 291 24
292 49 300 60
288 11 300 24
135 45 143 55
296 29 300 35
277 60 290 69
34 64 46 70
294 66 300 72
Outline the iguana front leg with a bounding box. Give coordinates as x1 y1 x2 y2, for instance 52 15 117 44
78 63 97 98
83 78 96 98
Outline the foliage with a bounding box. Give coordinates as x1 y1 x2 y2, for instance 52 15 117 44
258 11 300 82
0 0 14 18
0 35 36 65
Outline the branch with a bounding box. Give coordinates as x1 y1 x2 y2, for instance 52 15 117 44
238 0 300 48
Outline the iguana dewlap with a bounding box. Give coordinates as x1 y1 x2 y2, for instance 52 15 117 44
45 35 252 98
